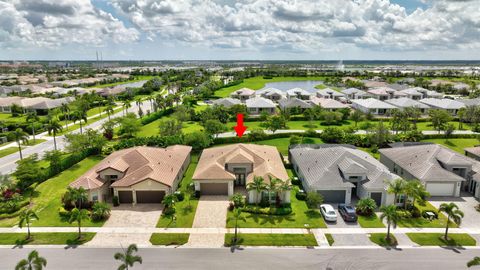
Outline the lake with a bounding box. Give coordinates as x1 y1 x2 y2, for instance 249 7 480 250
260 80 323 93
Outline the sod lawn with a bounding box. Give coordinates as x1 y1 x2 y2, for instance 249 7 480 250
357 214 385 228
396 202 456 228
150 233 190 245
0 233 96 245
157 154 199 228
369 233 398 246
325 233 335 246
406 233 477 246
224 233 317 247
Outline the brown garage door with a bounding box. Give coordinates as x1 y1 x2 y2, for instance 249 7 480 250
118 191 133 204
136 191 165 203
200 183 228 195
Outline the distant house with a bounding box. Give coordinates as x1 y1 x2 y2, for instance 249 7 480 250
0 96 74 114
256 88 285 102
230 88 256 102
289 145 397 206
278 98 312 111
385 97 430 113
457 98 480 107
341 88 370 100
309 97 348 111
286 88 311 100
399 88 424 100
245 97 276 115
69 145 192 204
192 144 290 204
380 144 479 198
465 147 480 161
212 97 242 108
351 98 396 115
316 88 345 100
367 87 406 100
419 98 465 115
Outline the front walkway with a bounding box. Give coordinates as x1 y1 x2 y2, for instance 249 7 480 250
186 196 229 248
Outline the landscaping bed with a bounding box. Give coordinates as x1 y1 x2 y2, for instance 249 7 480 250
224 233 317 247
150 233 190 245
406 233 476 246
396 202 455 228
0 233 96 245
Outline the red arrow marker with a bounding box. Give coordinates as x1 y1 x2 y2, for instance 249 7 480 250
234 113 247 137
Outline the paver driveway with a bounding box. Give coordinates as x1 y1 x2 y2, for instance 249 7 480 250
429 194 480 229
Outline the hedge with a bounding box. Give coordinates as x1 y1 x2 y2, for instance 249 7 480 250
241 205 293 216
140 108 174 125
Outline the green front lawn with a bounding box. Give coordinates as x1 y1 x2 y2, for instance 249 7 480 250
369 233 397 246
138 117 204 137
224 233 317 247
150 233 190 245
157 154 199 228
0 147 20 158
397 202 456 228
406 233 476 246
0 233 95 245
357 214 385 228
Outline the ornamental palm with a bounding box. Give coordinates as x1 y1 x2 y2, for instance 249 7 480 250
380 205 400 244
387 178 406 205
69 208 89 239
18 209 39 240
114 244 142 270
44 119 62 150
267 176 281 206
246 176 267 206
227 208 246 245
439 202 464 240
15 250 47 270
65 187 88 209
71 109 87 134
104 105 114 121
122 100 132 116
60 103 70 129
26 111 39 143
162 194 176 210
13 128 29 160
404 180 430 210
467 257 480 267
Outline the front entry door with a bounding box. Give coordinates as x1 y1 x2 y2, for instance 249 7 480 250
235 173 245 186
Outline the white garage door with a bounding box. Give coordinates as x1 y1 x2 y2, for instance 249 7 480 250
427 183 455 196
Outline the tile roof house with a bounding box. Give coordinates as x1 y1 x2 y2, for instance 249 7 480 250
419 98 465 115
212 97 242 108
230 88 256 102
379 144 479 198
0 96 74 114
69 145 192 204
193 144 290 204
309 97 349 110
341 88 370 100
399 88 424 100
245 97 276 115
289 145 397 205
367 87 406 100
316 88 345 101
465 146 480 161
256 88 285 102
385 97 430 113
286 88 311 100
457 98 480 107
351 98 396 115
278 97 312 111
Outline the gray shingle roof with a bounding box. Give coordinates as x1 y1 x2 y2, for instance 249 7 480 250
245 97 276 108
351 98 396 109
316 88 345 97
212 98 241 107
278 98 312 109
385 97 430 109
419 98 465 110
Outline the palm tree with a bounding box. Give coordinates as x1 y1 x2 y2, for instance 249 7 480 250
26 112 39 143
404 180 430 210
71 109 87 134
267 176 280 206
162 194 176 210
155 94 165 111
114 244 142 270
277 179 291 204
13 128 29 160
246 176 267 206
439 202 464 240
69 208 89 239
65 187 88 209
387 178 406 206
104 105 114 121
60 103 70 129
147 96 154 112
227 208 246 245
15 250 47 270
122 100 132 116
18 209 39 240
380 204 400 244
44 119 62 150
467 257 480 267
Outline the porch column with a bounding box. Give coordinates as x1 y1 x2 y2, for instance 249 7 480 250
132 190 137 205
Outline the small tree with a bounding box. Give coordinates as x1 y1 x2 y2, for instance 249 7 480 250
117 113 141 138
356 198 377 216
91 202 111 221
159 118 182 136
69 208 89 239
228 208 246 245
203 119 226 138
350 110 364 127
162 194 176 210
114 244 142 270
444 123 455 141
467 257 480 267
44 119 63 150
230 193 245 208
13 128 29 160
18 209 39 240
263 115 286 134
387 178 406 206
306 192 323 209
439 202 464 240
380 204 400 244
26 111 39 143
15 250 47 270
429 109 452 134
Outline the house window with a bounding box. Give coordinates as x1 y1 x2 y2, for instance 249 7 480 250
396 195 405 204
92 195 98 202
349 176 360 181
262 191 277 202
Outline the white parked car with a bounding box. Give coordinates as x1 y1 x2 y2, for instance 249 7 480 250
320 204 337 222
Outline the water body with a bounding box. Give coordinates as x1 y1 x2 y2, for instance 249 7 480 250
261 80 323 93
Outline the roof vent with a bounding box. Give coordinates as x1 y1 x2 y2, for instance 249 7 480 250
171 167 173 172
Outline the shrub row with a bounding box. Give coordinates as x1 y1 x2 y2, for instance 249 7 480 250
242 205 292 216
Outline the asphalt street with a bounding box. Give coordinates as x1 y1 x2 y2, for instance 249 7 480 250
0 247 478 270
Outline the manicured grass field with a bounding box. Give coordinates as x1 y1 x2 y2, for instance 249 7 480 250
150 233 190 245
325 233 335 246
157 154 199 228
0 147 20 158
0 156 105 227
224 233 317 247
215 76 326 97
422 138 478 154
357 214 385 228
138 117 204 137
253 137 322 155
0 233 96 245
87 75 155 88
406 233 476 246
369 233 398 246
397 202 456 228
52 107 122 136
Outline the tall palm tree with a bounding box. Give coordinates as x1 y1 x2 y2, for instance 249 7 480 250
380 204 400 244
65 187 88 209
246 176 267 206
71 109 87 134
122 100 132 116
387 178 406 206
227 208 246 245
114 244 143 270
25 112 39 143
104 105 114 121
18 209 39 240
147 96 154 112
439 202 464 240
69 208 89 239
467 257 480 267
60 103 70 130
44 119 62 150
404 180 430 210
13 128 29 160
277 179 292 204
15 250 47 270
155 94 165 111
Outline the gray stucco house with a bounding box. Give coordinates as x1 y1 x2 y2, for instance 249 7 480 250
289 145 397 206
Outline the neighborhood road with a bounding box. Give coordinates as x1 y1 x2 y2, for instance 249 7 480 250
0 247 477 270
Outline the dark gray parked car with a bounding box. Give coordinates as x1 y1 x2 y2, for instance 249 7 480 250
338 204 358 222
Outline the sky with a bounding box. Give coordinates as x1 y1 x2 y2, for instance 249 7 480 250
0 0 479 61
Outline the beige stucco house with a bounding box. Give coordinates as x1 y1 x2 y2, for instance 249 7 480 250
192 144 290 204
69 145 192 204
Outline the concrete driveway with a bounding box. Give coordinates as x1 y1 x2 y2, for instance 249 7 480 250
324 204 361 228
429 194 480 229
331 234 374 246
